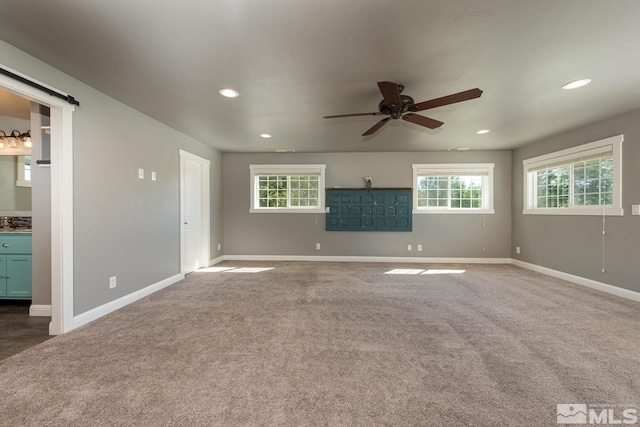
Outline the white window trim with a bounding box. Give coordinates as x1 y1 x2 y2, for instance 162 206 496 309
412 163 495 214
522 134 623 216
16 155 32 187
249 164 326 213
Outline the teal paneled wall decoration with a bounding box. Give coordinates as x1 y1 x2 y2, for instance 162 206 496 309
326 188 412 231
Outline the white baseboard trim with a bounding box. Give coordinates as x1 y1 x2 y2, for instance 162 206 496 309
73 273 185 330
511 259 640 303
209 256 224 266
222 255 512 264
29 304 52 317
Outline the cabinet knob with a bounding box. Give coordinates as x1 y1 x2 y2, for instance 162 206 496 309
2 243 8 248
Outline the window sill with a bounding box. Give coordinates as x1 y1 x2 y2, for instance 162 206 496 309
250 208 325 214
523 208 623 216
413 209 495 215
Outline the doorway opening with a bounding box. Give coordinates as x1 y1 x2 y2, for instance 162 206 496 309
0 65 75 335
179 150 210 274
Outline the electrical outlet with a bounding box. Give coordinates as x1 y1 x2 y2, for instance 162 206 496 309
516 246 521 254
407 244 412 251
138 168 144 179
632 205 640 215
109 276 117 289
316 243 321 250
417 244 422 251
151 171 157 181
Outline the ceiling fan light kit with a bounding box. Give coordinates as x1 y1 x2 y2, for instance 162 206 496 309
323 81 483 137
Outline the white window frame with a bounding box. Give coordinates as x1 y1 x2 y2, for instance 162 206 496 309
412 163 495 214
16 155 32 187
250 164 326 213
522 135 623 216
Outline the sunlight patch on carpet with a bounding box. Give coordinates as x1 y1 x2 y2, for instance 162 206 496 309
224 267 275 273
384 269 425 275
422 269 466 275
197 267 238 273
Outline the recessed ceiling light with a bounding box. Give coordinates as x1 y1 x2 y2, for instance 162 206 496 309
260 133 272 139
562 79 591 90
218 88 239 98
476 129 490 135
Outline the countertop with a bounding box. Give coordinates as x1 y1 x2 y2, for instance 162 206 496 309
0 228 32 234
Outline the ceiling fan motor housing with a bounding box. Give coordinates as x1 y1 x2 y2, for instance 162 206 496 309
378 94 415 119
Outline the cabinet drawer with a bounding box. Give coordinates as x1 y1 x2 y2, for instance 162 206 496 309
0 235 32 254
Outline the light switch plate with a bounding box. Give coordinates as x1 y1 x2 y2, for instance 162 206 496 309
138 168 144 179
151 171 156 181
632 205 640 215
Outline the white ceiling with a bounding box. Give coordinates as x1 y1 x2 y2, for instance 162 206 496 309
0 88 30 119
1 1 639 153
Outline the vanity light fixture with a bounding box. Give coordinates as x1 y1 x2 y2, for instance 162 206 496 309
23 131 32 148
218 88 239 98
8 130 19 148
562 78 591 90
0 130 32 151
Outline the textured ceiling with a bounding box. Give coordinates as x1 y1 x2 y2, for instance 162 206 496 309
1 1 639 152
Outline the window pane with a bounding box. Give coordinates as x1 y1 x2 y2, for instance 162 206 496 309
414 166 492 212
537 186 547 197
537 197 547 208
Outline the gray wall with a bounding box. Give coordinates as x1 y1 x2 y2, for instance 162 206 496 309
0 115 31 212
512 108 640 293
0 39 223 315
223 151 512 258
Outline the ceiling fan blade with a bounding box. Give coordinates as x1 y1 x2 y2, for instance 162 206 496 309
362 117 391 136
402 113 444 129
410 88 483 112
323 112 384 119
377 81 403 107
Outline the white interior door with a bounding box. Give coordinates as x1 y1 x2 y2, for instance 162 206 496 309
180 150 210 275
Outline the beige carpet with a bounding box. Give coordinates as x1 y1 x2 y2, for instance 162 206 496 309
1 262 639 426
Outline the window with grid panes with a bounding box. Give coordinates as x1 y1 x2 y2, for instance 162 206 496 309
412 164 494 214
250 165 326 213
523 135 622 216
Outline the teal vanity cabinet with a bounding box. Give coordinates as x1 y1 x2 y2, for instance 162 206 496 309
0 234 32 299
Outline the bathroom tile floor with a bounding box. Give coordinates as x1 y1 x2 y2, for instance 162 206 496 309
0 301 52 361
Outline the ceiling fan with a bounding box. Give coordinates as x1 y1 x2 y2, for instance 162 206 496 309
323 81 483 136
